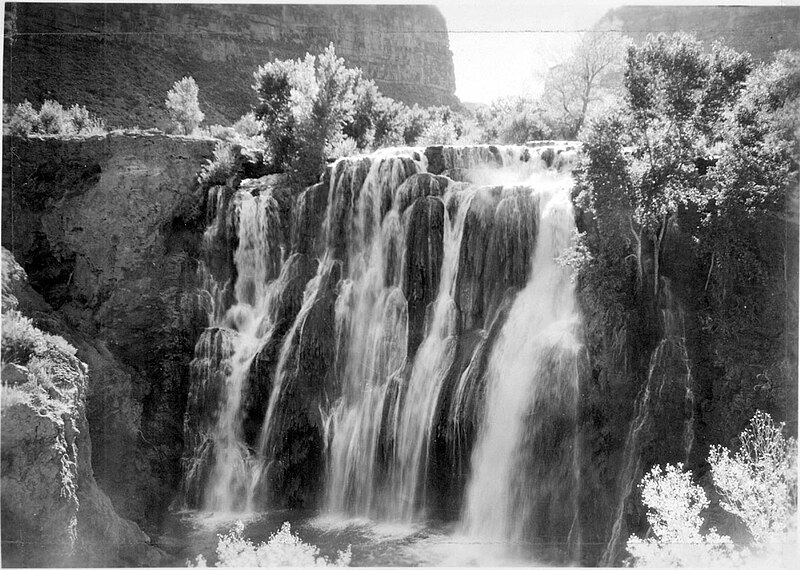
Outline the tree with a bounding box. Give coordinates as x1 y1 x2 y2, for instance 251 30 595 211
166 76 205 135
254 44 364 185
542 30 627 138
697 50 799 432
576 33 752 303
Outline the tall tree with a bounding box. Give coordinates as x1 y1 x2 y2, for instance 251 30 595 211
577 33 752 300
542 30 627 138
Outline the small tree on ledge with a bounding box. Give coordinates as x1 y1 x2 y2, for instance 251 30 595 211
166 76 204 135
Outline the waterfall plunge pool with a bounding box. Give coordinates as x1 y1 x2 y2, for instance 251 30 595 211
157 510 581 566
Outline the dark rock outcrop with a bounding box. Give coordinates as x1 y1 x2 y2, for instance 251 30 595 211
4 3 459 128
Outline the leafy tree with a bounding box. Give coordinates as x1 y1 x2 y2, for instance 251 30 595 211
698 51 800 430
542 31 627 138
166 76 205 135
577 33 752 302
254 44 365 185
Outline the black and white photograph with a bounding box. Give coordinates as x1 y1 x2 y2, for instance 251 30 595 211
1 0 798 567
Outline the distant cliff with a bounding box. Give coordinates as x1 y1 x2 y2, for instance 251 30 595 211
598 6 800 61
3 3 458 128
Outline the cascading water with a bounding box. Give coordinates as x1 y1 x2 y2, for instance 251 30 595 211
385 187 477 521
323 153 421 517
460 182 583 557
181 142 592 562
182 182 286 513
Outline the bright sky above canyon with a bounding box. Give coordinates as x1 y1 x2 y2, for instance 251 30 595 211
434 0 788 104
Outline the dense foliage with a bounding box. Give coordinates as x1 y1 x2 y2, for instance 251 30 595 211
574 33 798 564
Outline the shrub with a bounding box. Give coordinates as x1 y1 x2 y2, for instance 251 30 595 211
68 103 105 135
198 142 241 188
328 134 358 159
625 411 798 567
7 100 42 135
38 100 74 135
709 411 797 543
190 521 351 567
233 112 261 138
1 311 48 365
166 76 205 135
625 463 736 567
417 116 458 145
5 100 106 136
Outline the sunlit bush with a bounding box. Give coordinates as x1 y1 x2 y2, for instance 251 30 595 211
1 311 49 365
190 521 351 567
198 142 242 188
5 99 105 136
709 411 797 543
625 463 736 567
626 411 798 567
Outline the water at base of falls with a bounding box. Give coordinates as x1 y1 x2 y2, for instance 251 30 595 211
180 143 586 562
159 512 552 567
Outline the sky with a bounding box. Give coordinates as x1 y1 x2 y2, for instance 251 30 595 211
432 0 798 104
436 0 621 104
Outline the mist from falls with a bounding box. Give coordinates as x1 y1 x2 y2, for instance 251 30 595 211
180 143 589 561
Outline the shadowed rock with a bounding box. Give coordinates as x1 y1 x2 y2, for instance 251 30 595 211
403 196 445 357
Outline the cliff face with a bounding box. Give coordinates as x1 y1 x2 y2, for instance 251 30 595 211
3 3 458 128
598 6 800 61
2 133 215 542
1 249 163 566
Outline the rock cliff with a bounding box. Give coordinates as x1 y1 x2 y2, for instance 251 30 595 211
3 3 458 128
1 249 163 566
2 133 215 549
597 6 800 61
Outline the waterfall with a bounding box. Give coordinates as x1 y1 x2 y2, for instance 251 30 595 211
182 183 286 513
460 182 583 557
323 153 420 517
181 143 591 559
385 187 477 521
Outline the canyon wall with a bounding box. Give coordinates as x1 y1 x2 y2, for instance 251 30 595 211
2 133 215 554
3 3 458 128
598 6 800 61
